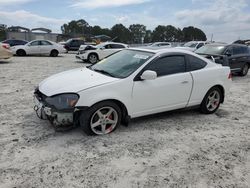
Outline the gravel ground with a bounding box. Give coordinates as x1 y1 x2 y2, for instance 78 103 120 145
0 54 249 188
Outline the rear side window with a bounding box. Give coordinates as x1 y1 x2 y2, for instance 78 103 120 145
188 55 207 71
241 46 249 54
147 56 186 77
30 41 40 46
71 40 79 46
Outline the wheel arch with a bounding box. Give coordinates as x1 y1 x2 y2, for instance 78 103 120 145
16 49 26 55
51 49 59 53
88 52 99 60
207 85 225 103
77 99 129 124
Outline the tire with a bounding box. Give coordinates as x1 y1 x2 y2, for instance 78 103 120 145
240 63 249 76
79 101 122 135
16 49 26 56
50 50 59 57
88 53 98 64
200 87 222 114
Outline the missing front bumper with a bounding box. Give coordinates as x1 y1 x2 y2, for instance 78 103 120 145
34 96 74 130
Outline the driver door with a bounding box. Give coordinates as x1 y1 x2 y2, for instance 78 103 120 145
26 41 41 54
131 55 193 117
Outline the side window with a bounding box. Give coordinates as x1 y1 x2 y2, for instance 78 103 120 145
188 55 207 71
147 56 186 77
110 44 125 49
159 43 170 46
197 43 204 49
241 46 248 54
104 44 111 49
41 41 52 45
71 40 79 46
233 46 242 55
30 41 40 46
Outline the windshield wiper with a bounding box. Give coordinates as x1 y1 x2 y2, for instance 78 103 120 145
92 68 116 78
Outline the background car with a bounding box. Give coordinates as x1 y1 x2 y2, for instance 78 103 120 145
149 42 172 48
0 43 12 60
61 38 85 52
1 39 28 47
176 41 209 51
11 40 66 57
196 43 250 76
35 48 231 135
76 42 128 63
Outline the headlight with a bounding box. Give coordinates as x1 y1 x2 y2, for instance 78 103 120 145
79 50 86 54
45 93 79 111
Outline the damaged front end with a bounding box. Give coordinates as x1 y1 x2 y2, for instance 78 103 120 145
34 88 79 130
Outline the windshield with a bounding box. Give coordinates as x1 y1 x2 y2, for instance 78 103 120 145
196 45 226 55
184 42 198 48
90 49 154 78
65 39 72 43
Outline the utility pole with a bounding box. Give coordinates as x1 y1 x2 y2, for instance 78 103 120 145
211 34 213 42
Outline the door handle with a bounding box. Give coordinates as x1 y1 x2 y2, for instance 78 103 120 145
181 81 189 84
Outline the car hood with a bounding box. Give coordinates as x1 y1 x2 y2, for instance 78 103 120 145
175 47 195 51
39 67 119 96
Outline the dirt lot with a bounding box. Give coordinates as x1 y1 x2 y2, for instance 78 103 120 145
0 54 249 188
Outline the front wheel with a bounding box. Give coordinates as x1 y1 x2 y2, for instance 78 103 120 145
88 54 98 64
240 63 249 76
50 50 59 57
80 101 121 135
16 49 26 56
200 87 222 114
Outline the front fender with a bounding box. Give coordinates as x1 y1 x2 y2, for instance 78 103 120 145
76 80 133 115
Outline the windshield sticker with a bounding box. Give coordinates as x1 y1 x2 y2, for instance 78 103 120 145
133 54 149 59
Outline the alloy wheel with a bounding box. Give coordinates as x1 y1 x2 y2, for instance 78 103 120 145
89 55 97 64
90 107 118 135
206 90 220 112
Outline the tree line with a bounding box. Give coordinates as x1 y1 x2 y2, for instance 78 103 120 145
61 19 207 43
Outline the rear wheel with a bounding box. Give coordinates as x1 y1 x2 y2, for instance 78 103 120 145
16 49 26 56
50 50 59 57
200 87 222 114
88 53 98 64
240 63 249 76
80 101 121 135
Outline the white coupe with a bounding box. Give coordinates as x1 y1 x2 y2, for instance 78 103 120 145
76 42 128 64
11 40 66 57
176 41 209 52
34 48 231 135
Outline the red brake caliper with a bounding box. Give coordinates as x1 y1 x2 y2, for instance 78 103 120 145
107 114 113 132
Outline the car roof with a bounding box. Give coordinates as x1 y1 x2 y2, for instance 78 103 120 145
4 39 27 41
185 41 206 43
102 42 127 45
127 47 216 67
206 43 248 47
129 47 201 55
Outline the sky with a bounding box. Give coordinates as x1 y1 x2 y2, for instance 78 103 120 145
0 0 250 42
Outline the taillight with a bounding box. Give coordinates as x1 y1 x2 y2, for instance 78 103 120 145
2 43 10 49
228 72 232 80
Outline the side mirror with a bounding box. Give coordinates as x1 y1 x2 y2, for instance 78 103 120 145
225 51 232 57
140 70 157 80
